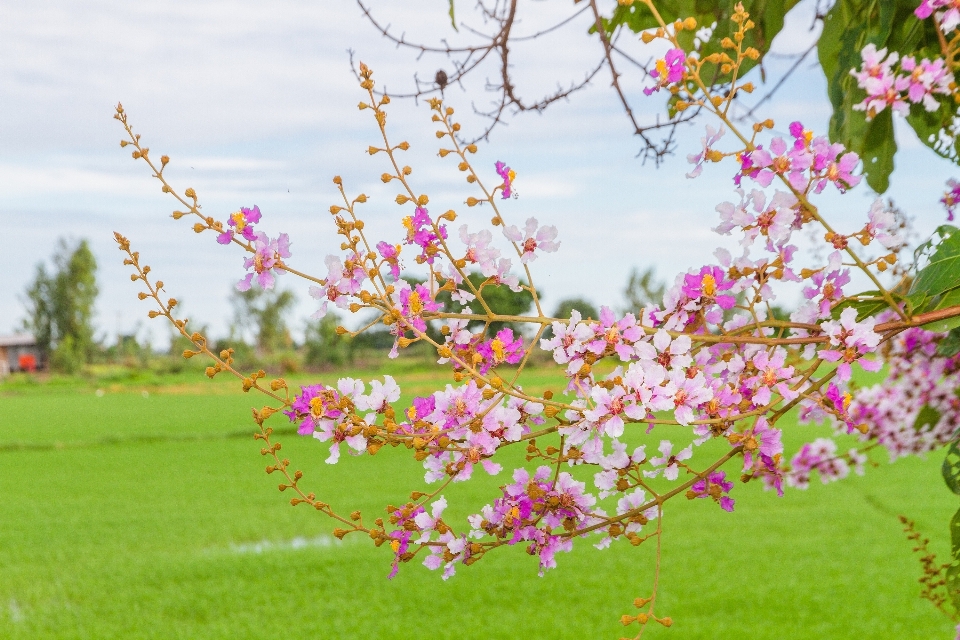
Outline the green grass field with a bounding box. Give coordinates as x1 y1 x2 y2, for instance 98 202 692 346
1 363 958 639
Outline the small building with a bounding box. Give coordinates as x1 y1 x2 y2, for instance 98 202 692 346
0 334 41 377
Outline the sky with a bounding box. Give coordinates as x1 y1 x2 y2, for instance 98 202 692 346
2 0 959 348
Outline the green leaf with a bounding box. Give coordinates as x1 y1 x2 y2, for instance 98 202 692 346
946 506 960 612
919 287 960 332
914 225 959 267
937 328 960 357
910 256 960 298
831 290 893 321
448 0 458 32
917 404 943 433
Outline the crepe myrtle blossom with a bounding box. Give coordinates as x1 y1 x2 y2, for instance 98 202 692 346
644 440 693 480
686 470 735 512
862 199 903 249
850 44 905 119
917 0 960 33
402 207 447 264
819 307 882 381
285 379 370 464
941 178 960 221
495 161 516 199
217 205 261 244
682 265 737 310
687 124 725 178
356 375 401 414
644 48 685 95
467 467 597 574
803 252 851 318
746 128 813 191
397 281 441 333
376 241 402 279
236 232 291 291
475 328 524 374
786 437 859 489
899 55 953 111
309 253 366 319
822 382 860 434
387 503 428 579
490 257 522 292
459 225 500 276
715 189 800 249
810 137 861 194
502 217 560 263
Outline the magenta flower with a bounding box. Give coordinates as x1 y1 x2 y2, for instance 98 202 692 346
942 178 960 221
397 281 441 334
476 327 524 374
502 217 560 263
237 231 291 291
916 0 960 32
682 265 736 310
687 470 735 512
495 161 516 199
644 48 685 95
217 205 262 244
376 241 401 279
402 207 447 264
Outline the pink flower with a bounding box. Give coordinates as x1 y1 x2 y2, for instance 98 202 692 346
217 205 262 244
237 231 291 291
459 225 501 275
682 265 737 310
495 161 516 199
819 307 882 381
376 241 402 279
916 0 960 32
502 217 560 263
942 178 960 221
686 124 725 179
397 281 441 334
476 327 524 374
687 471 735 512
644 48 685 95
644 440 693 480
402 207 447 265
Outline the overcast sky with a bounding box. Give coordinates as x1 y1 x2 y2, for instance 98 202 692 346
2 0 958 347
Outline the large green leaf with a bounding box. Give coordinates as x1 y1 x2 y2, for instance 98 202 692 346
946 506 960 612
943 442 960 494
937 328 960 357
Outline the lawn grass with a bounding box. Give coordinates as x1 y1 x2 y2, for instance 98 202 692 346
1 362 957 639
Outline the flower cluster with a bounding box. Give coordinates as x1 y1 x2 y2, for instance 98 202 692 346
916 0 960 33
468 466 600 574
851 44 953 119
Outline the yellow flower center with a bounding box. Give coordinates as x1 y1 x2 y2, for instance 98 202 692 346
490 339 506 363
408 291 423 315
231 211 247 232
702 273 716 297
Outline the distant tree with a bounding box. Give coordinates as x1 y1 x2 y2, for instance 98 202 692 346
621 267 666 315
552 297 600 322
230 287 296 354
304 311 352 367
23 239 99 373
